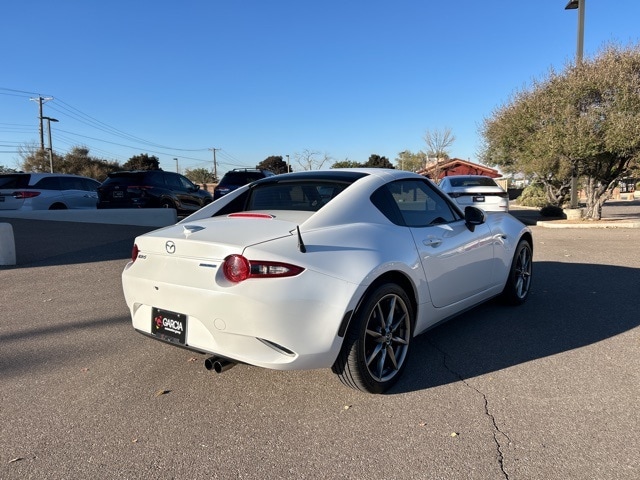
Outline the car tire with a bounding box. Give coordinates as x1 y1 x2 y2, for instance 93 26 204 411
160 199 174 209
501 239 533 305
333 283 413 393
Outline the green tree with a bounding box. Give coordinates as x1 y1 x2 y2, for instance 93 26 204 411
122 153 160 171
395 150 427 172
59 146 120 181
365 154 394 169
184 167 216 184
19 144 119 180
257 155 290 174
19 143 62 173
481 43 640 220
331 159 363 168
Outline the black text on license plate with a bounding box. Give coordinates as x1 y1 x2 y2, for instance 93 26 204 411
152 307 187 344
473 195 485 202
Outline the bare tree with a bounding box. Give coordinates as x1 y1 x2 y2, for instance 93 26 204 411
295 149 331 171
423 128 456 180
424 128 455 159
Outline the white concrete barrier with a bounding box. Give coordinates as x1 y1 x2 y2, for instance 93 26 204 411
0 208 178 227
0 223 16 266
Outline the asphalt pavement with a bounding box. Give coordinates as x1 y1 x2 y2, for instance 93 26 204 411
1 211 639 479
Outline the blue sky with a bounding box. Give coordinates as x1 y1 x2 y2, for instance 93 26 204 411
1 1 639 176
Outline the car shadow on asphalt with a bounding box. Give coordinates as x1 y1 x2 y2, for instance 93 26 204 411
392 260 640 394
0 218 156 268
0 315 133 381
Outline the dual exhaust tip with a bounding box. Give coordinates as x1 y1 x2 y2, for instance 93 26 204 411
204 356 235 374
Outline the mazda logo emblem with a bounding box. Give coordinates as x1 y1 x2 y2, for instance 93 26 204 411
165 241 176 254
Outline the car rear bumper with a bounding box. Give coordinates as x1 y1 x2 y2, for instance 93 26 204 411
122 264 360 370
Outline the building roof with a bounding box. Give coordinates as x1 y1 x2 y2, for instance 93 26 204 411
417 158 501 179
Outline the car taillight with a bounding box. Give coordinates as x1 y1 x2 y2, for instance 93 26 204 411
13 191 41 199
222 254 304 283
131 244 139 263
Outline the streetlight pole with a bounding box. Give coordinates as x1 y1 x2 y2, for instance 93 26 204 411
565 0 585 209
42 116 59 173
174 157 179 173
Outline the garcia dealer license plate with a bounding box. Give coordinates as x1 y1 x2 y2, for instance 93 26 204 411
152 307 187 344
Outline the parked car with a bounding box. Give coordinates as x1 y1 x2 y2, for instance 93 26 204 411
213 168 275 200
438 175 509 212
0 172 100 211
97 170 212 215
122 169 532 393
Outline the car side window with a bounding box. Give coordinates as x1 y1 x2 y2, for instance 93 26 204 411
59 177 86 191
374 179 460 227
165 173 183 190
33 177 62 190
145 171 165 187
178 175 195 190
83 179 100 191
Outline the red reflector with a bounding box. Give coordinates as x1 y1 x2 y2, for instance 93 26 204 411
13 191 41 199
131 244 139 263
227 213 274 219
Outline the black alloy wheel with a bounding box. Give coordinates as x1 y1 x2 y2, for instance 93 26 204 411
501 239 533 305
333 283 413 394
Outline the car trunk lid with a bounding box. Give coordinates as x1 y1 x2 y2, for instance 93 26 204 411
134 214 301 259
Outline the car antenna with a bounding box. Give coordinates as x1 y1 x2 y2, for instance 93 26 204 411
296 226 306 253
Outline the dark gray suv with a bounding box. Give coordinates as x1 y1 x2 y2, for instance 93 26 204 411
213 168 275 200
97 170 212 215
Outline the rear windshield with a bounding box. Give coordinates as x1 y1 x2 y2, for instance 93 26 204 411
449 177 498 188
221 171 267 186
247 181 349 212
0 174 30 189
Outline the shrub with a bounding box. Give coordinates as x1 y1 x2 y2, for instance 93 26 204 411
517 184 548 208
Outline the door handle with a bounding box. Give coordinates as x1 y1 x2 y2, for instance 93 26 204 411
423 238 442 248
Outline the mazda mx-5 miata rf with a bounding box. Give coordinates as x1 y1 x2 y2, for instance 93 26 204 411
122 169 532 393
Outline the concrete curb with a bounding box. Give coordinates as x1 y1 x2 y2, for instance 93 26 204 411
537 220 640 229
0 208 177 227
0 223 17 265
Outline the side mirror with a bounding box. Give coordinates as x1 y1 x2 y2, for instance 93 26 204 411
464 206 486 232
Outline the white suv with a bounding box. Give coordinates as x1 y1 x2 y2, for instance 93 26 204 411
0 173 100 211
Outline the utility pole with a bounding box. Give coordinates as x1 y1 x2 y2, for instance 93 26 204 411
42 116 59 173
29 96 54 152
209 148 219 181
565 0 586 209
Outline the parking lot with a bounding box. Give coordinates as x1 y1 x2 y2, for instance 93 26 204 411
1 217 639 479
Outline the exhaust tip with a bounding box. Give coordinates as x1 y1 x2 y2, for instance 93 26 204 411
204 356 235 373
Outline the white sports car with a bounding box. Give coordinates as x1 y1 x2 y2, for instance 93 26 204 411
122 169 532 393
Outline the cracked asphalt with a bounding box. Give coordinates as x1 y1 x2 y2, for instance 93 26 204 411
1 217 639 479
